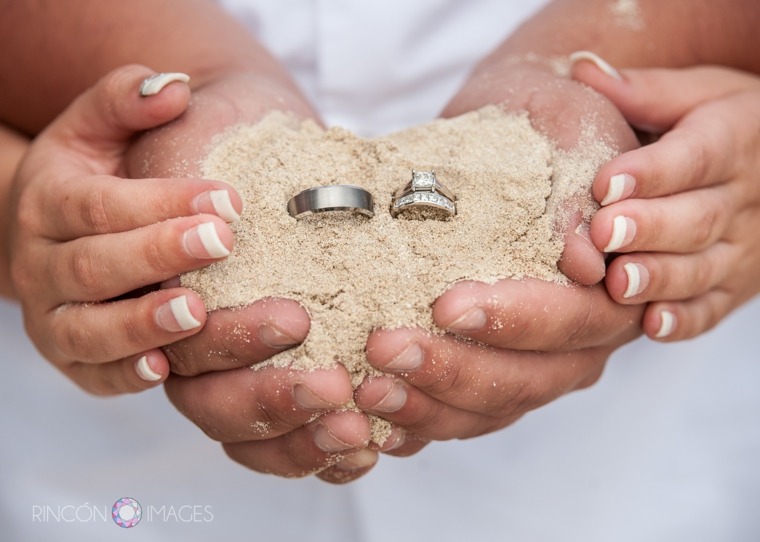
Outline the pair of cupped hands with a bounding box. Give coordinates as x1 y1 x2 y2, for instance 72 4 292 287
7 55 760 483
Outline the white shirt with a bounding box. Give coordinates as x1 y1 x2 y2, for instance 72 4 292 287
3 2 759 540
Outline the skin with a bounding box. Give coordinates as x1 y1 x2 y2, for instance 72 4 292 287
1 1 759 483
574 63 760 341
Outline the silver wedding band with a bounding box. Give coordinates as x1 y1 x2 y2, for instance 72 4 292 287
391 170 457 218
287 185 375 219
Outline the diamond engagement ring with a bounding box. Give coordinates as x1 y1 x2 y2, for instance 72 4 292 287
287 185 375 219
390 170 457 219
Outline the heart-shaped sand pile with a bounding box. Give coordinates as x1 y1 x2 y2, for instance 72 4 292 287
182 105 613 441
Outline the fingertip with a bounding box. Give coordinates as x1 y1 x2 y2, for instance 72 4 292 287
558 221 606 285
365 328 427 372
643 304 678 342
135 350 169 384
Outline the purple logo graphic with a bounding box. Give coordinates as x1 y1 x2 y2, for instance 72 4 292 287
112 497 142 528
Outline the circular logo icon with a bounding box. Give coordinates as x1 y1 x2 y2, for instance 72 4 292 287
112 497 142 528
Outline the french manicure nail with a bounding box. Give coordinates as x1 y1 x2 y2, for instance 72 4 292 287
447 307 487 332
604 215 636 253
656 310 676 338
569 51 623 81
156 295 202 332
193 190 241 223
386 342 423 372
183 222 231 259
622 262 649 299
293 384 336 410
139 72 190 97
601 173 636 206
314 425 354 453
135 355 162 382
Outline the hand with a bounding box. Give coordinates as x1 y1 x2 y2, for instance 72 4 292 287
352 59 642 455
6 65 244 395
355 278 642 451
125 68 385 483
573 62 760 341
443 59 639 286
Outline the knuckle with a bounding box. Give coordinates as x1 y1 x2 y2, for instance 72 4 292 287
79 185 114 233
162 343 198 377
51 311 97 361
66 246 102 294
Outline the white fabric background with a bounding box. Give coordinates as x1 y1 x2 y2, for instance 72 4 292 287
2 1 759 540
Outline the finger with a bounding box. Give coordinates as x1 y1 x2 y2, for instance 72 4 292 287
557 212 606 286
44 64 191 162
571 62 758 132
165 364 354 443
431 278 642 351
591 188 733 254
604 243 736 304
317 449 379 484
43 289 207 364
65 348 170 396
356 375 506 441
364 328 608 417
37 176 242 240
44 215 233 302
222 411 371 479
163 298 311 377
642 291 735 343
572 63 755 205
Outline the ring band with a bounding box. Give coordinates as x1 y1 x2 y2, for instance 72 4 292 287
391 170 457 218
287 185 374 218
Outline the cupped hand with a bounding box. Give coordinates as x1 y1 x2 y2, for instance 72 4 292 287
443 59 639 286
356 278 642 451
573 62 760 341
6 65 245 395
352 59 642 456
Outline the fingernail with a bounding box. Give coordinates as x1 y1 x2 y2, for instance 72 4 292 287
334 449 378 471
601 173 636 206
656 310 676 338
386 342 424 372
380 430 406 452
314 425 354 453
371 382 407 413
447 307 487 332
183 222 231 259
258 323 301 349
135 355 162 382
193 190 241 223
139 72 190 97
293 384 337 410
604 215 636 253
622 262 649 298
156 295 202 332
569 51 623 81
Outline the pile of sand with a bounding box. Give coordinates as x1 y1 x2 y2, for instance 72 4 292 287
182 105 613 442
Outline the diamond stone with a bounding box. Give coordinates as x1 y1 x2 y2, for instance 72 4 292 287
411 171 437 191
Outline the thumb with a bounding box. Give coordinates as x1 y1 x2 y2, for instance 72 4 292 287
43 64 191 161
571 53 756 132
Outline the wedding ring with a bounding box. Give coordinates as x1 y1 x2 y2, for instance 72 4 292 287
391 170 457 218
287 185 374 219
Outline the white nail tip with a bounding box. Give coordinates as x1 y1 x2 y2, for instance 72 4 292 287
169 295 202 331
656 311 676 338
623 263 642 298
197 222 231 258
139 72 190 96
601 174 629 206
136 356 162 382
569 51 623 81
604 215 630 253
210 190 241 222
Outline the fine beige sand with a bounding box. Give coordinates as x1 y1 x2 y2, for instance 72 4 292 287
182 105 613 443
